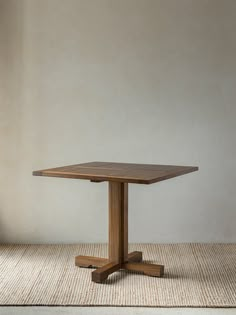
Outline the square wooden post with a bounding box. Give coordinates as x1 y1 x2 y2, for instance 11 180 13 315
108 181 128 263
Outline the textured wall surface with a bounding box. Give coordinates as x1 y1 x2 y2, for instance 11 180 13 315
0 0 235 243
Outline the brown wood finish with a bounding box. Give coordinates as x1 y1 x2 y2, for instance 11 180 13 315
109 182 128 263
75 255 107 268
127 251 142 262
33 161 198 283
75 251 142 269
123 262 164 277
33 161 198 184
92 262 121 283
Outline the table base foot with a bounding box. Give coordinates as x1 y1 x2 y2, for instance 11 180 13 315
75 251 164 282
122 261 164 277
127 251 142 262
92 262 120 283
75 255 108 268
75 251 143 268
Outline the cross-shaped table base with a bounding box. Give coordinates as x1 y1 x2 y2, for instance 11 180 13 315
75 251 164 283
75 181 164 283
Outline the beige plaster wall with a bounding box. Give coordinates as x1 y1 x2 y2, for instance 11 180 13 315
0 0 235 243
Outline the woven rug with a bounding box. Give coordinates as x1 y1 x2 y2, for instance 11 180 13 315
0 244 235 307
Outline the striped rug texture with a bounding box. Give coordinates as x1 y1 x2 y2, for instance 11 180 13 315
0 244 235 307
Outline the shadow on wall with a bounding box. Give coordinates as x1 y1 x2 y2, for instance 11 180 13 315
0 0 25 243
0 205 8 243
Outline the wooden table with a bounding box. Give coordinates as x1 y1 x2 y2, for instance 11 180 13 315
33 161 198 283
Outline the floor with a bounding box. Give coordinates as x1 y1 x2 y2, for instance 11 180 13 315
1 244 236 307
0 307 235 315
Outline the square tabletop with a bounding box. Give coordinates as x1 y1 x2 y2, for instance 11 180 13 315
33 161 198 184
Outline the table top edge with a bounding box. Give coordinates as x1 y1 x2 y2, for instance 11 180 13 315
32 165 198 184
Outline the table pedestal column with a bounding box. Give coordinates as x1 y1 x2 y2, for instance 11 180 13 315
108 181 128 263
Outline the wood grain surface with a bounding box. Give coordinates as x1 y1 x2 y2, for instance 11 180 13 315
33 161 198 184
